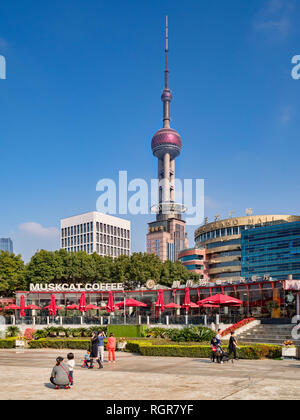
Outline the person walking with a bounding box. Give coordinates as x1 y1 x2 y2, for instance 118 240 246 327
89 331 100 369
228 331 238 360
97 331 105 368
50 357 71 389
107 333 117 363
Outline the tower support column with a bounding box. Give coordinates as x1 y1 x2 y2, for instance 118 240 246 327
170 159 175 202
163 152 170 203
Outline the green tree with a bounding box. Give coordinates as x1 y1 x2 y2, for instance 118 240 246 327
25 250 63 286
0 251 26 296
160 260 190 287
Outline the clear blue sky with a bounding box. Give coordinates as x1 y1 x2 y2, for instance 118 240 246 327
0 0 300 261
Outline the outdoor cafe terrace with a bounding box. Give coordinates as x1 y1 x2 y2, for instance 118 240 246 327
1 278 297 327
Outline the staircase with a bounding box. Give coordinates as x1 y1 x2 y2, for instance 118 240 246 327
238 323 300 345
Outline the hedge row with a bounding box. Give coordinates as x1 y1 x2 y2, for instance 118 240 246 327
125 341 282 359
29 339 92 350
0 338 16 349
107 325 148 338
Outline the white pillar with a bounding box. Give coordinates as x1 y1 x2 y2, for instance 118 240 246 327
163 152 170 202
166 315 169 326
47 317 50 325
138 315 142 325
60 316 63 326
80 316 83 325
185 314 188 325
176 294 180 317
32 317 36 326
170 159 175 202
100 316 103 326
204 315 207 326
147 316 150 325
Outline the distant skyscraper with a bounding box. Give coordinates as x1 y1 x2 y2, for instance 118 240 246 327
0 238 13 253
146 17 188 262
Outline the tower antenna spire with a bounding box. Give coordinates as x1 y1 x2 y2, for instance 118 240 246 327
165 15 169 89
162 15 172 128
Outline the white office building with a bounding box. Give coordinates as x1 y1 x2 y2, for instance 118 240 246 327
60 212 131 258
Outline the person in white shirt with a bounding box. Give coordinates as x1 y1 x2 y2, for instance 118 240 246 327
216 329 222 345
66 353 75 386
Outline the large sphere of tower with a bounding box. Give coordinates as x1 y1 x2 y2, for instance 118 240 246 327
151 128 182 159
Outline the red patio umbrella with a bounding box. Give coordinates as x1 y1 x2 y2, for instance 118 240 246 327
44 294 62 316
4 304 20 310
197 294 243 306
115 298 147 308
66 304 79 310
78 292 87 313
20 295 26 318
164 302 181 309
25 304 41 310
189 302 200 308
155 289 165 313
106 291 115 313
199 303 220 308
86 304 100 310
182 288 198 313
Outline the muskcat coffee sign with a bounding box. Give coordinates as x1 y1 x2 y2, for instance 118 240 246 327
29 283 124 292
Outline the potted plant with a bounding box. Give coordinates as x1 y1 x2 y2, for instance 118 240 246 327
282 340 296 359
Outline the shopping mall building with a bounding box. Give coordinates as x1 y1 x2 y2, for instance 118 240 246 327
182 214 300 283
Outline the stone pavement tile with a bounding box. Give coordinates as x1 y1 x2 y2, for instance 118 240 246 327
0 350 299 400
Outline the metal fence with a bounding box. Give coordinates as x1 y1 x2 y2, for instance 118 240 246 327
2 313 243 327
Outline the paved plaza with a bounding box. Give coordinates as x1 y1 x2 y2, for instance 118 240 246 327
0 349 299 400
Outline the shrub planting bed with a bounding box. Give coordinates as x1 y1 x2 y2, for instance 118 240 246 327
29 339 93 350
107 325 148 338
0 338 17 349
145 326 215 342
126 340 282 359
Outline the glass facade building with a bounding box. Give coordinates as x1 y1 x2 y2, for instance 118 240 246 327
0 238 13 253
241 221 300 281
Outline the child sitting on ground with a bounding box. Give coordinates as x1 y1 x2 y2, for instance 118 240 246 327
66 353 75 385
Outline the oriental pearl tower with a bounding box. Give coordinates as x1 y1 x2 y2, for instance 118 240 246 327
146 17 188 262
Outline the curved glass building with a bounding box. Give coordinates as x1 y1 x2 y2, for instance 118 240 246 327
194 215 300 283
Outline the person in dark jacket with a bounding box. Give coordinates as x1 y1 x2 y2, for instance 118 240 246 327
89 332 102 369
228 331 238 360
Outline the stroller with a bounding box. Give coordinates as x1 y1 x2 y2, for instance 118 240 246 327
216 345 232 364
